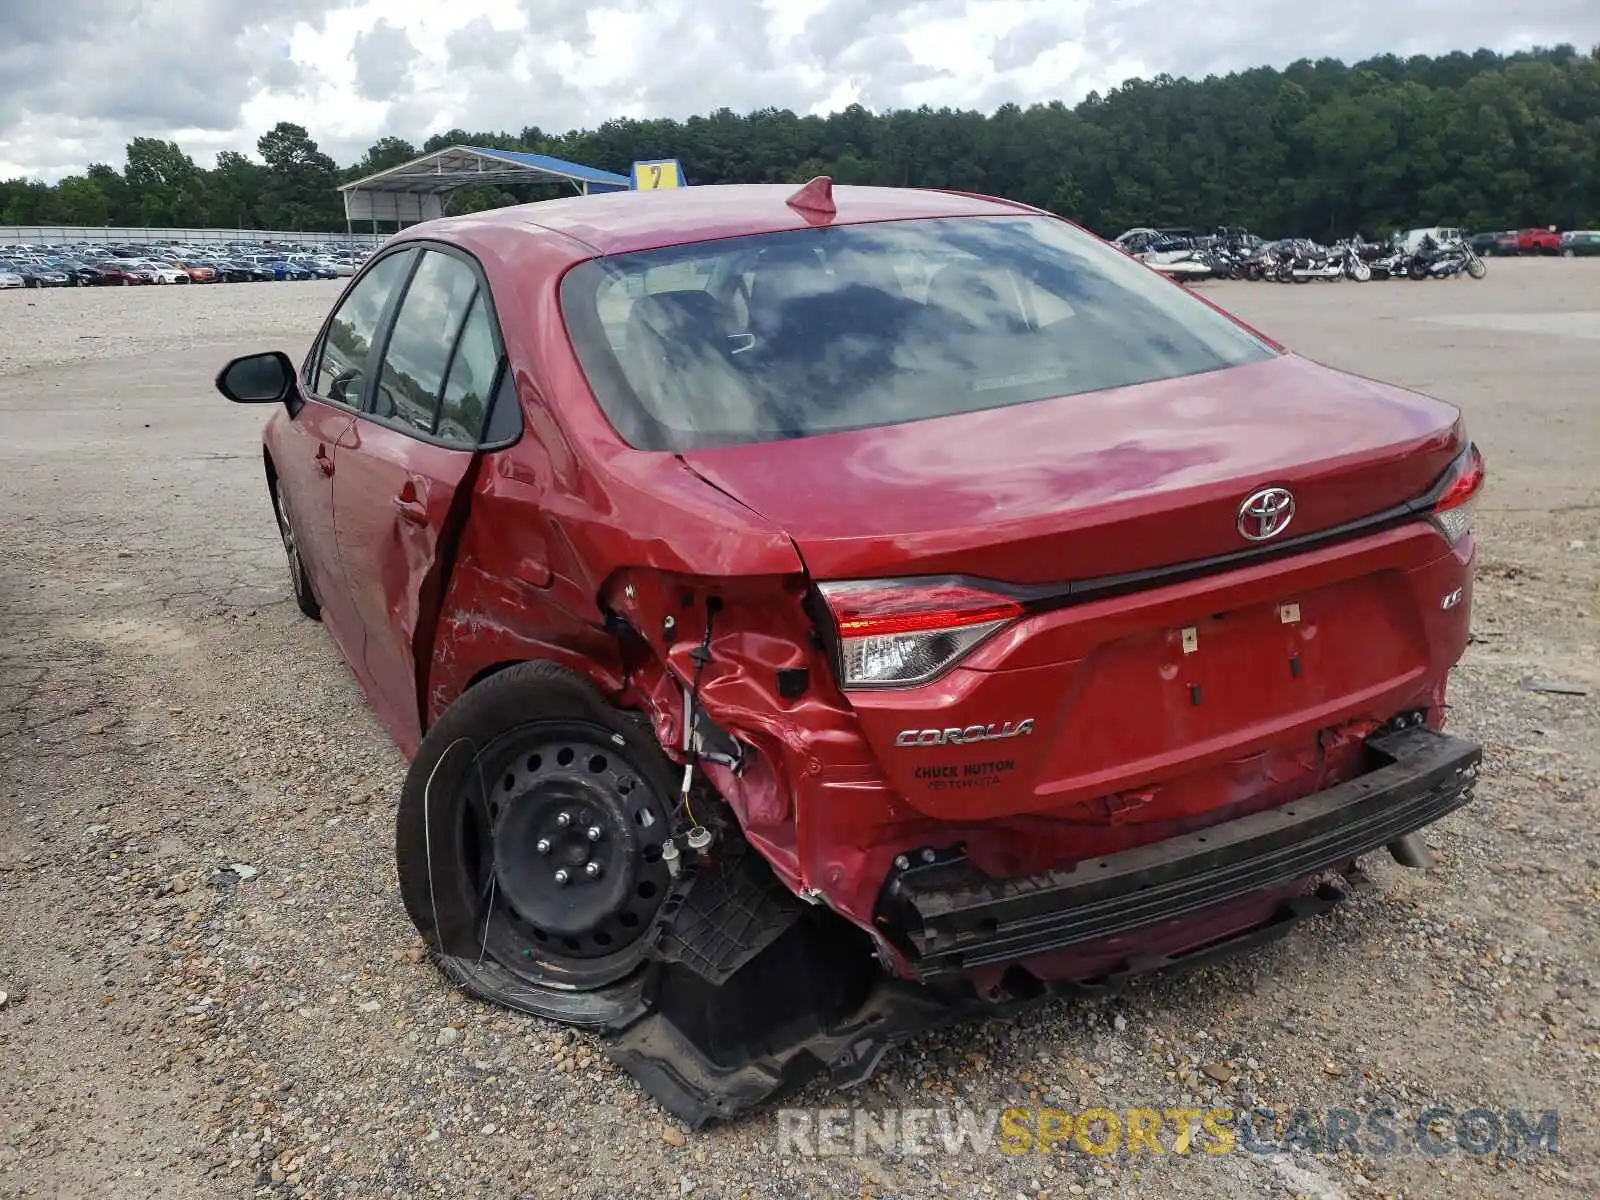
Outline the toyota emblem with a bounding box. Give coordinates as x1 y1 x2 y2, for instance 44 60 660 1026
1237 487 1296 542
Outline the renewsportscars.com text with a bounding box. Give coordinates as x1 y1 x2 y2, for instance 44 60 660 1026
775 1105 1559 1159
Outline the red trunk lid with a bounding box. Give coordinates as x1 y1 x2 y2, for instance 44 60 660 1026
680 354 1463 584
683 354 1472 831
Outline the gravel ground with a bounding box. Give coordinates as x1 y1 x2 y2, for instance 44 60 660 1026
1 262 1597 1200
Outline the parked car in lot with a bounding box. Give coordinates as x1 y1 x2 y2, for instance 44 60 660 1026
179 261 218 283
244 257 307 281
86 261 146 285
138 260 192 284
198 259 249 283
215 181 1486 1127
43 257 102 286
0 268 23 290
0 258 70 287
1511 228 1562 255
1559 230 1600 257
213 258 274 282
285 254 340 279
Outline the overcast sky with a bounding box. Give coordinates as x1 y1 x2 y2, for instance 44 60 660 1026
2 0 1597 181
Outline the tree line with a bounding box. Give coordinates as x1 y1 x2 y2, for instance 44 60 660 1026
3 44 1597 239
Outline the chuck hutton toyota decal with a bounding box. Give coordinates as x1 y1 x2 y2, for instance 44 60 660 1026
895 720 1035 748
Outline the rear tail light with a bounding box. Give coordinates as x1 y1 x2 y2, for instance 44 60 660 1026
817 580 1022 689
1431 443 1485 545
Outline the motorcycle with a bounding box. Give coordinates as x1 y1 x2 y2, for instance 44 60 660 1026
1406 235 1488 280
1361 243 1410 280
1335 238 1373 281
1279 239 1345 283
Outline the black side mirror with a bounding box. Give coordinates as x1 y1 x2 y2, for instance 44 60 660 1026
216 351 296 404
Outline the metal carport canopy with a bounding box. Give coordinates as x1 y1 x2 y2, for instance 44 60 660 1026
339 145 631 225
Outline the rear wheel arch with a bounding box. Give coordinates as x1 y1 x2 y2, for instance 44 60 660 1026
460 651 629 700
423 645 627 737
464 658 527 693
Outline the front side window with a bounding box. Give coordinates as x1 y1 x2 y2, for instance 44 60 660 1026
314 249 414 405
371 250 480 436
561 215 1277 451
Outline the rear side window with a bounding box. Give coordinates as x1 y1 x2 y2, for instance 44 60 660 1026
561 215 1275 451
371 250 479 436
314 250 414 405
435 294 501 447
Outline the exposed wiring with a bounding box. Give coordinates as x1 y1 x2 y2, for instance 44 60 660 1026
677 597 721 830
422 736 477 957
476 874 497 967
470 749 496 967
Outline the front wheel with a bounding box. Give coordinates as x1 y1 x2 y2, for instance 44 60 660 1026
1466 256 1487 280
272 478 320 619
395 662 678 1025
1562 249 1575 259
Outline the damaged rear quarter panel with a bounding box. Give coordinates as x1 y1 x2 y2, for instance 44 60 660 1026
421 227 808 736
600 568 884 897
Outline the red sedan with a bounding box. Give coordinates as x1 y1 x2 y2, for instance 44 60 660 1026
89 261 148 285
217 180 1484 1125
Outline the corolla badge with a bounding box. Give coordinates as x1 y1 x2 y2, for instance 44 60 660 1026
1237 486 1296 542
895 720 1035 748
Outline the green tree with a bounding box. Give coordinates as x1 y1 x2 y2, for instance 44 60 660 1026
86 164 138 225
256 122 342 230
54 176 109 225
206 151 267 228
349 136 418 179
5 44 1599 237
124 137 201 225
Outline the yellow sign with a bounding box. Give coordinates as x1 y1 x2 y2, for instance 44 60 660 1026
631 159 683 190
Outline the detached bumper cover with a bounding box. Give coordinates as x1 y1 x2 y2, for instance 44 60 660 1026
882 725 1481 980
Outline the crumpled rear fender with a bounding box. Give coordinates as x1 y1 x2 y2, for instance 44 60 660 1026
423 440 804 732
599 569 870 889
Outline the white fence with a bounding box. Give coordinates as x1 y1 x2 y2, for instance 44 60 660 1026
0 225 384 247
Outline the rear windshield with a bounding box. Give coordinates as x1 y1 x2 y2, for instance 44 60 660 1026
561 214 1276 451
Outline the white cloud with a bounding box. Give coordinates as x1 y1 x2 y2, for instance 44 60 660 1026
0 0 1597 179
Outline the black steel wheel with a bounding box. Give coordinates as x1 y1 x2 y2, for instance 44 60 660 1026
396 662 679 1024
461 723 672 987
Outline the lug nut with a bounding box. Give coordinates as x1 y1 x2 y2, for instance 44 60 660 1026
894 855 910 871
585 861 602 879
556 811 572 827
553 868 570 885
586 825 603 842
920 849 936 864
535 838 551 855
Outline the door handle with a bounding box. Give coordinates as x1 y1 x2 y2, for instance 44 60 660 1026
392 478 429 525
314 444 334 476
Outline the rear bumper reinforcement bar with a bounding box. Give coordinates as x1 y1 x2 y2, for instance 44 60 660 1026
881 725 1481 980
